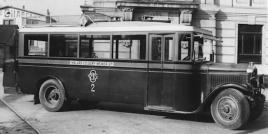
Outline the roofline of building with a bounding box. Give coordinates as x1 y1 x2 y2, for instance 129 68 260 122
0 6 46 17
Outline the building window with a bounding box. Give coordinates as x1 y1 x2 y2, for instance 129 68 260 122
238 24 262 64
3 20 14 25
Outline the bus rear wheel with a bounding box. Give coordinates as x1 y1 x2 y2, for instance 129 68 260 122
211 88 250 130
39 79 68 112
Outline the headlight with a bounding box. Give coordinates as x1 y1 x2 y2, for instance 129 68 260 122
247 62 258 87
247 62 256 72
258 75 264 87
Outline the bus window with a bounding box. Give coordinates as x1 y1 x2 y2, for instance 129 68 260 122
80 35 111 59
50 34 78 57
193 33 203 60
24 34 48 56
151 36 162 61
112 35 146 60
178 33 191 61
164 36 174 61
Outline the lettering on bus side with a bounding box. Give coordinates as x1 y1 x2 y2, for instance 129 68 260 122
88 70 98 93
69 60 115 66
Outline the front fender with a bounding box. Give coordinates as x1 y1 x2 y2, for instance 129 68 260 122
201 83 251 111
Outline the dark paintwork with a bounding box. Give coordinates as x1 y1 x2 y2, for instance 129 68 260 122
2 53 259 115
1 25 18 93
14 57 252 113
206 62 248 72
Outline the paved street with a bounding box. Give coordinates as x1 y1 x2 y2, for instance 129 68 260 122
0 70 37 134
1 71 268 134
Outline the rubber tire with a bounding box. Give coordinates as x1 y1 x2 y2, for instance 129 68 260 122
211 88 250 130
249 94 265 121
39 79 68 112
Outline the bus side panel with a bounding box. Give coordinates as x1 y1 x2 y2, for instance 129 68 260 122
17 65 44 94
109 68 146 104
68 67 110 101
17 64 110 101
1 25 19 94
172 72 201 111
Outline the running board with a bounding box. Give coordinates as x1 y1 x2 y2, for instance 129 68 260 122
4 87 22 94
144 105 174 112
144 105 198 114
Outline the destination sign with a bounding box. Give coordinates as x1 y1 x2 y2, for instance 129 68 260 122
69 60 115 67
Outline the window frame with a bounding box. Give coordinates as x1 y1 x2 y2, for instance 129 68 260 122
48 33 79 58
237 24 262 64
112 34 147 61
22 33 49 57
175 32 194 62
78 32 148 61
79 34 112 60
3 19 14 25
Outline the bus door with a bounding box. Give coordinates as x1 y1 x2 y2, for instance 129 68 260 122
1 25 18 94
146 34 175 111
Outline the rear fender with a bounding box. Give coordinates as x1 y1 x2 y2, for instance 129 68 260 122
34 75 66 104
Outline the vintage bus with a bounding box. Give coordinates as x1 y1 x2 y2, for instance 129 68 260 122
2 21 265 129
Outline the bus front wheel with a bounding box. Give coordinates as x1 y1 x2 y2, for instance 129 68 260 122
211 88 250 130
39 79 68 112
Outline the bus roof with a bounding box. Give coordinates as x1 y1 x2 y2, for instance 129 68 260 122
19 21 212 35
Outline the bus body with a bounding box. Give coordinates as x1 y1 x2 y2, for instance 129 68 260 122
2 22 265 129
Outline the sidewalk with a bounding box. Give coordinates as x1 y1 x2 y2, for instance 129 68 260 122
0 99 38 134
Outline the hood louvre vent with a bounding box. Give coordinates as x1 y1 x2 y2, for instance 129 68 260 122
210 74 247 90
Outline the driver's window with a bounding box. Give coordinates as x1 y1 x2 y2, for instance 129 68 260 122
203 38 213 61
193 33 213 61
178 33 191 61
193 33 204 60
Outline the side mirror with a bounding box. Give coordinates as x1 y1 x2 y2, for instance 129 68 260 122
210 51 214 62
2 62 5 72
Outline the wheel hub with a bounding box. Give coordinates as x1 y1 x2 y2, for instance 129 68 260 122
217 96 239 122
45 86 60 106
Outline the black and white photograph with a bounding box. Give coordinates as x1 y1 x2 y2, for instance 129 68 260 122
0 0 268 133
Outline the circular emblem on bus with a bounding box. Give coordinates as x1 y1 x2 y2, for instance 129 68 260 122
88 70 98 83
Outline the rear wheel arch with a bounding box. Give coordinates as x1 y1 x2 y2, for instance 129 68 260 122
34 75 68 104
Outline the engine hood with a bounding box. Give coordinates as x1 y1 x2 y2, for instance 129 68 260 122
202 62 248 72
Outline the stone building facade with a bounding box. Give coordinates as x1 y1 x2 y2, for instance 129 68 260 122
0 6 47 28
83 0 267 76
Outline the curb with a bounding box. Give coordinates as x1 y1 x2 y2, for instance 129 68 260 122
0 98 40 134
